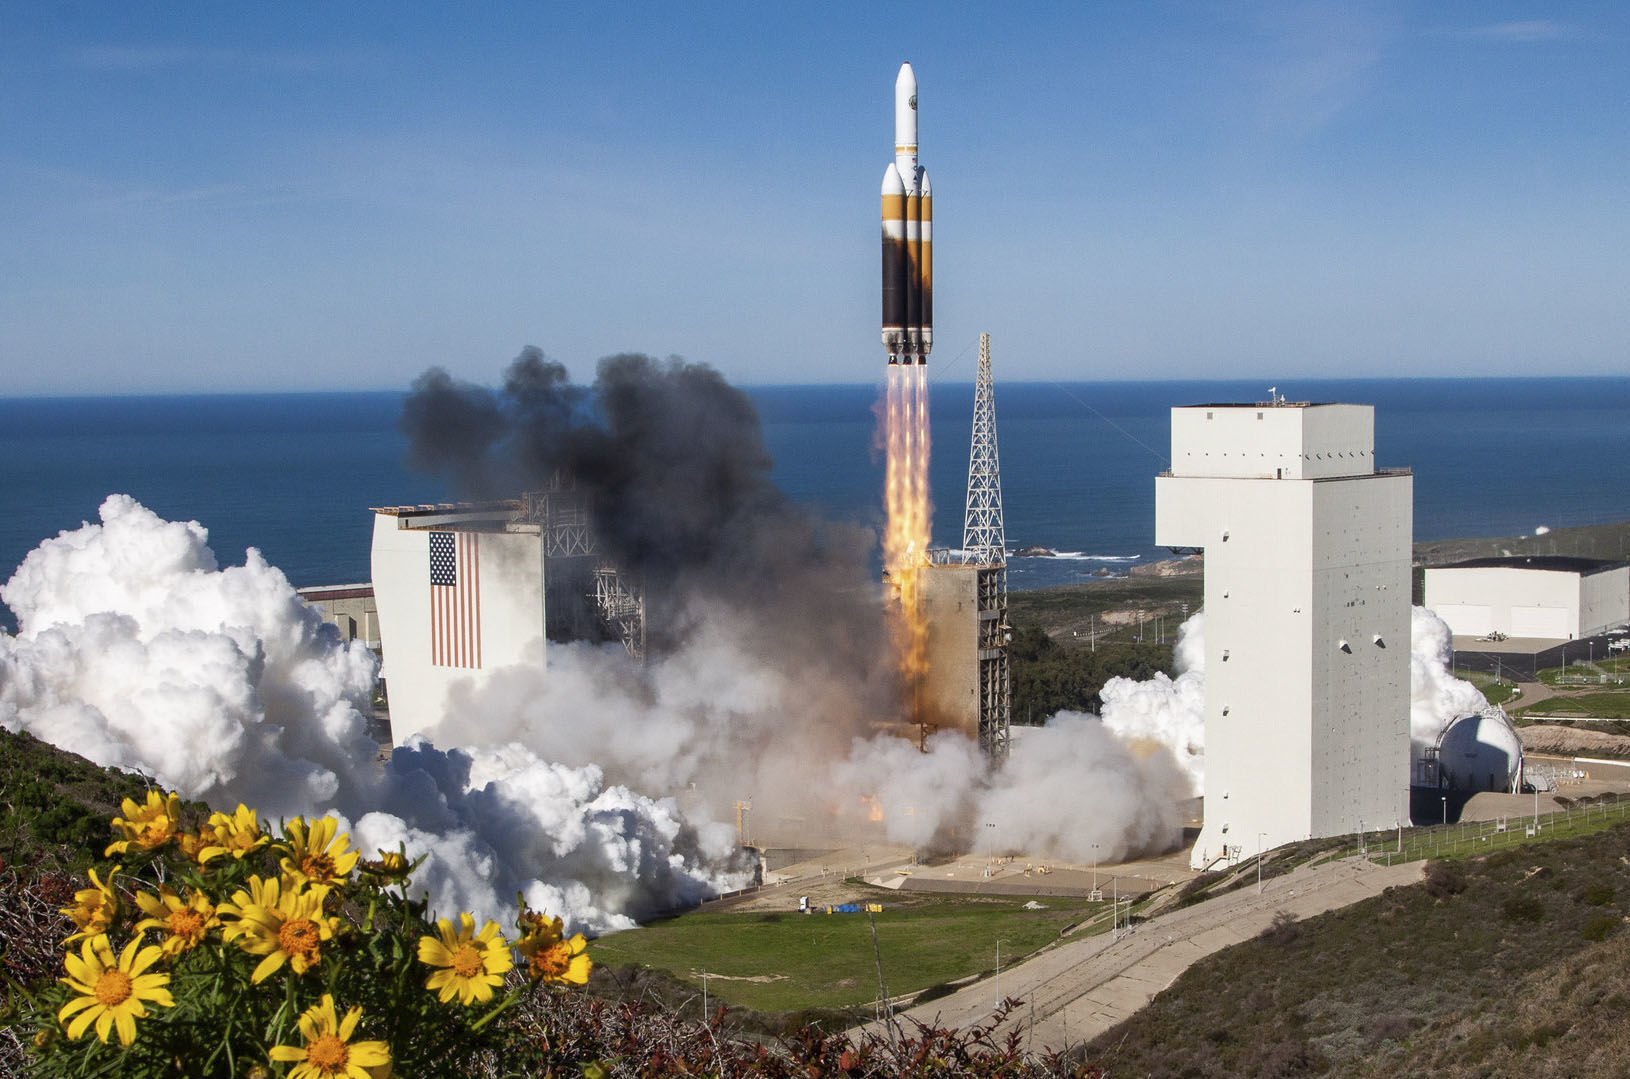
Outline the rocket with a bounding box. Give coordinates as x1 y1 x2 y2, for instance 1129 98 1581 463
881 62 931 364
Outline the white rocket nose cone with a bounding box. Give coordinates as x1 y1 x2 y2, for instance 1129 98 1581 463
896 62 917 104
894 62 918 161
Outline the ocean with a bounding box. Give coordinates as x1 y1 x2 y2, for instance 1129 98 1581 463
3 378 1628 632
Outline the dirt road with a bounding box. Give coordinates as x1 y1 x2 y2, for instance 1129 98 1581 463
873 854 1423 1056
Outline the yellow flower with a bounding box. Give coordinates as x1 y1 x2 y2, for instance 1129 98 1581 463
134 886 219 957
267 994 391 1079
281 816 360 886
358 848 410 884
516 914 592 986
198 803 269 863
219 874 339 983
174 831 207 861
416 912 512 1005
57 936 173 1046
105 790 182 857
60 867 120 946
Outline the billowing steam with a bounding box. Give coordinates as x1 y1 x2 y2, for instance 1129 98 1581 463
1097 613 1207 793
0 496 741 932
1063 607 1497 797
1409 605 1492 752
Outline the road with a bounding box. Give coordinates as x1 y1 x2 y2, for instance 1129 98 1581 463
872 853 1423 1057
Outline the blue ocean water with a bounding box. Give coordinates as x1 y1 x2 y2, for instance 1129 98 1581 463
2 378 1628 632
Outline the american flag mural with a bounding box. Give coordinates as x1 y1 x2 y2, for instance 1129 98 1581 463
428 531 481 668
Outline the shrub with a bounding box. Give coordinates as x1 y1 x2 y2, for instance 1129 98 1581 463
1581 914 1619 942
1424 860 1468 898
1500 896 1545 924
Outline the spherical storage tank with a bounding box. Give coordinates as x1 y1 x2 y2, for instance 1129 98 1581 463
1437 710 1524 793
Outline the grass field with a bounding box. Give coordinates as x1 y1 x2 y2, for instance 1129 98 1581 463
589 888 1103 1013
1519 692 1630 719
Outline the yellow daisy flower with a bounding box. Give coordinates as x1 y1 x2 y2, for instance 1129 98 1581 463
134 886 219 957
60 867 120 946
198 803 269 863
516 914 592 986
105 790 182 857
219 875 339 983
174 831 208 861
357 848 410 884
267 994 391 1079
57 936 173 1046
280 816 360 886
416 912 512 1005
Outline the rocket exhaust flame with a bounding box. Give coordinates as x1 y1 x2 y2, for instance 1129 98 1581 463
883 363 932 744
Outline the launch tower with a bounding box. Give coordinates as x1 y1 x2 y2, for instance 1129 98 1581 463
961 334 1012 760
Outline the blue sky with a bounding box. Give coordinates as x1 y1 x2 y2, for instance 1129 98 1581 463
2 2 1627 393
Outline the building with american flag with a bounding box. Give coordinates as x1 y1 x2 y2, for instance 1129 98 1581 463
370 502 547 746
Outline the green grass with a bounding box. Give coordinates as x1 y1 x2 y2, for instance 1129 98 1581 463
1537 658 1630 686
1519 692 1630 719
1457 668 1521 707
1328 797 1630 867
589 889 1099 1013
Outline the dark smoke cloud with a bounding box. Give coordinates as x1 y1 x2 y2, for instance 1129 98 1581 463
401 349 887 673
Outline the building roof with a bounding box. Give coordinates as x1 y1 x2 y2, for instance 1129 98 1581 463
1434 555 1627 575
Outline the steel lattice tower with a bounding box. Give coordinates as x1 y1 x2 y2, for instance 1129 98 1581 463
962 333 1011 761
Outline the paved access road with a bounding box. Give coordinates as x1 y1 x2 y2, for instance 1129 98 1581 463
877 854 1424 1056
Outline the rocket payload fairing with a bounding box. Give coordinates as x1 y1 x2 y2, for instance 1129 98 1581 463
882 62 931 364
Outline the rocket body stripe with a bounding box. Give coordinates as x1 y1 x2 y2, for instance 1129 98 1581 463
919 173 932 354
905 190 922 353
881 165 908 354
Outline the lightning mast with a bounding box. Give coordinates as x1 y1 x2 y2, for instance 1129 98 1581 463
962 333 1011 761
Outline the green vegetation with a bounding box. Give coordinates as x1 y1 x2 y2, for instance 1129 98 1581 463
1537 657 1630 686
1082 819 1630 1078
591 890 1098 1014
1455 668 1520 707
0 728 153 871
1008 576 1201 646
1519 692 1630 720
1009 626 1172 722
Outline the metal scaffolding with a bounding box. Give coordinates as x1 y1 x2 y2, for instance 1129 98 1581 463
962 333 1011 762
518 477 646 663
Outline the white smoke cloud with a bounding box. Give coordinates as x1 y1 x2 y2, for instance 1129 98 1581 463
1409 605 1491 751
975 714 1188 863
1099 612 1206 794
0 496 740 933
36 500 1516 926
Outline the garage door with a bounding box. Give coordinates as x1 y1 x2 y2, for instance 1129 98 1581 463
1510 606 1570 639
1434 604 1492 636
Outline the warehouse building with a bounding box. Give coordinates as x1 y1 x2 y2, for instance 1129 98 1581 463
1422 557 1630 641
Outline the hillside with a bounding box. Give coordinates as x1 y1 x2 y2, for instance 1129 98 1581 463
1080 822 1630 1077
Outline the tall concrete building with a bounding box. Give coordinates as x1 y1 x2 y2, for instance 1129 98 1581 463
1155 402 1412 869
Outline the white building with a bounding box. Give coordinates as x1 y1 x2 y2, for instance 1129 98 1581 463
1155 402 1413 869
370 503 546 745
1423 558 1630 641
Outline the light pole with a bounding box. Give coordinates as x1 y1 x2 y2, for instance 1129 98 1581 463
1091 843 1100 896
1441 796 1447 826
995 939 1010 1010
1257 832 1267 892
